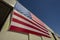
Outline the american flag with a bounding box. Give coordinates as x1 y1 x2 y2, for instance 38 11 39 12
9 1 50 38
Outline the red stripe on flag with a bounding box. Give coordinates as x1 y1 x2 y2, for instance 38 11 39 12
9 25 51 38
12 18 49 35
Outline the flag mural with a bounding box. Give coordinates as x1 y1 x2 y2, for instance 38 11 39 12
9 1 50 38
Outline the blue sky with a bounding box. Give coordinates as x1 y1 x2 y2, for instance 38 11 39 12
18 0 60 35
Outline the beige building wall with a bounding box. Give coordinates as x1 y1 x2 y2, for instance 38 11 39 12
29 34 41 40
0 32 28 40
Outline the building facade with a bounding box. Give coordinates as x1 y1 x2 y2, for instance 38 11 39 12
0 0 60 40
